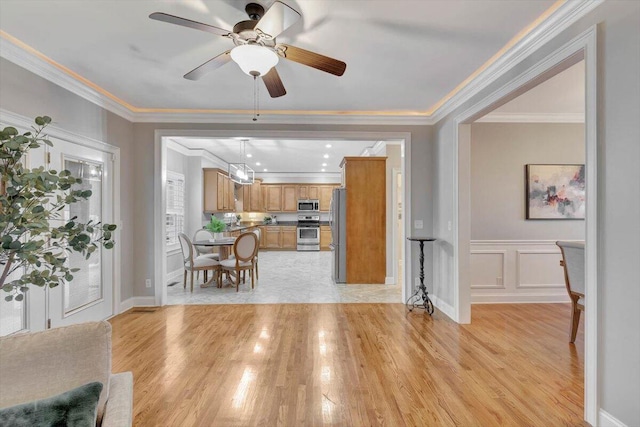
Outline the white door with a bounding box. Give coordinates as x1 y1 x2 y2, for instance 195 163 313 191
46 138 115 327
0 142 46 335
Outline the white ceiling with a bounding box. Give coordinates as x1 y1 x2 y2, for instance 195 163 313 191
171 137 380 173
0 0 556 113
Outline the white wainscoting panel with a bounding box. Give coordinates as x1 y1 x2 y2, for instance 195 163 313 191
516 250 566 289
470 241 570 303
470 250 506 289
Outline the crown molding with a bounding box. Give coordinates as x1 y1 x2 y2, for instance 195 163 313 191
475 112 584 123
131 111 429 126
0 0 603 126
0 36 136 122
429 0 605 125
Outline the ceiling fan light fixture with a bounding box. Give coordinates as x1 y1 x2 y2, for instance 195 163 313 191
230 44 279 76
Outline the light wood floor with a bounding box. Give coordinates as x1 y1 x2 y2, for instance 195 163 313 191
109 304 585 426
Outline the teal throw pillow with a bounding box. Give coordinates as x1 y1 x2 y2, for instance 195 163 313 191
0 381 103 427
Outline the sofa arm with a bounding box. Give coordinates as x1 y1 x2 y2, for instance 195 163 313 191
101 372 133 427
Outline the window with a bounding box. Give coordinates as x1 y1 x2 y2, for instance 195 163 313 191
166 172 185 248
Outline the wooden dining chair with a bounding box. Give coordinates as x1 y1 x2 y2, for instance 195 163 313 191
192 229 219 260
252 228 261 280
220 232 258 292
178 233 220 292
556 241 585 343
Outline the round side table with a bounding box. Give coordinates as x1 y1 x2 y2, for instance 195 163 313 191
406 237 436 315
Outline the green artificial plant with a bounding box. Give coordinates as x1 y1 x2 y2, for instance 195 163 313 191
0 116 116 302
205 216 226 233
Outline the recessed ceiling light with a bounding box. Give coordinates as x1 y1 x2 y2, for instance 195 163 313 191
246 154 252 158
256 162 261 166
326 144 332 148
263 168 268 172
323 154 329 159
322 163 327 167
321 169 326 172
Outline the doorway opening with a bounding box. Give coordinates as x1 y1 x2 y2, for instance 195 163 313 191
154 131 412 307
453 27 597 423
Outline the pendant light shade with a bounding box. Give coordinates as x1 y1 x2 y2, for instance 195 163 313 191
230 45 279 76
228 139 255 185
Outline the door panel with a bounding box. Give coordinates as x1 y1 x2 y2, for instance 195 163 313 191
47 139 115 327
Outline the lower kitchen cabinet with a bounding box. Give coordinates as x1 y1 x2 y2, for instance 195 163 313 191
264 226 281 249
320 226 332 251
259 225 298 250
281 226 297 249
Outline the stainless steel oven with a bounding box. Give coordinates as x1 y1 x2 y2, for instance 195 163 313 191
297 214 320 251
297 199 319 213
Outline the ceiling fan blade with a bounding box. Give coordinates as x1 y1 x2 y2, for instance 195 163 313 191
262 68 286 98
149 12 231 38
255 1 301 39
277 44 346 76
184 50 232 80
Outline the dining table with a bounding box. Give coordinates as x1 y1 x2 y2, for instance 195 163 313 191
193 237 236 288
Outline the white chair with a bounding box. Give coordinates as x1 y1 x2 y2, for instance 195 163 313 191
252 228 261 280
556 241 585 343
220 232 258 292
193 228 219 260
179 233 220 292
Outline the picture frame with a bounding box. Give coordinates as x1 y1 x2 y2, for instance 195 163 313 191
525 164 585 220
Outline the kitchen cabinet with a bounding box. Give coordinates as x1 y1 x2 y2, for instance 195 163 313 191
297 185 320 200
340 157 387 284
264 226 281 248
265 185 282 212
281 226 297 249
203 168 236 213
320 226 332 251
319 185 334 211
282 185 298 212
242 180 263 212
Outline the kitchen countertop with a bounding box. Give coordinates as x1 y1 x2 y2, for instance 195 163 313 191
228 221 328 230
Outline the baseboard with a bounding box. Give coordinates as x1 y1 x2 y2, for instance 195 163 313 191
472 294 570 304
599 409 628 427
385 276 395 285
430 294 456 320
118 296 158 314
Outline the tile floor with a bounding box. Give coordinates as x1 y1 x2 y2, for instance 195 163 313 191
166 251 403 305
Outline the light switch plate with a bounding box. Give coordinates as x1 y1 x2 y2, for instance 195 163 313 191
414 220 423 229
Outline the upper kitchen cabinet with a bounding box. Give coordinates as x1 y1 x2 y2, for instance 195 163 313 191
203 168 236 213
319 186 334 211
265 185 283 212
298 185 320 200
242 180 263 212
282 185 298 212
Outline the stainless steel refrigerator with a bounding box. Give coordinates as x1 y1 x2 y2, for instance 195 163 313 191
329 187 347 283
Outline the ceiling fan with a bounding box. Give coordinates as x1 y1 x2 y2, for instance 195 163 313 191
149 1 347 98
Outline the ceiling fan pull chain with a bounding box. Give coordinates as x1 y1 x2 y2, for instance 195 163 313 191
253 75 258 122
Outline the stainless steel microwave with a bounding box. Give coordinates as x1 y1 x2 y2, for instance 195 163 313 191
297 199 320 212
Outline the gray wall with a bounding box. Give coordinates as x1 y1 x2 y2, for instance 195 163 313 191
471 123 585 240
132 122 434 298
433 1 640 424
0 57 136 302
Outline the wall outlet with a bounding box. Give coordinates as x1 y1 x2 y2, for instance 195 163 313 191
447 221 452 231
145 279 151 288
496 277 503 286
414 220 423 229
415 277 420 289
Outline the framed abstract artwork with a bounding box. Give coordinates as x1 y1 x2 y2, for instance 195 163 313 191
526 164 585 220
